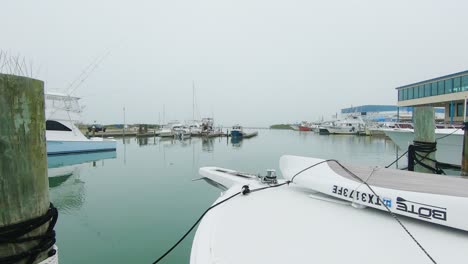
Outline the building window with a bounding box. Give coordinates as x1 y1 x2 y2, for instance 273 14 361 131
457 103 464 117
453 77 461 93
403 88 408 100
398 90 402 101
424 84 431 97
414 86 419 99
408 87 414 99
445 79 453 93
431 82 438 96
438 80 445 95
419 85 424 98
462 75 468 91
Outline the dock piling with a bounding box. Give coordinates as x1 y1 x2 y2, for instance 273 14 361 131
462 122 468 176
0 73 54 263
413 106 436 173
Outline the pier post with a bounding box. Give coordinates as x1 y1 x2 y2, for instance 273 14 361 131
0 74 52 263
462 122 468 176
413 106 436 173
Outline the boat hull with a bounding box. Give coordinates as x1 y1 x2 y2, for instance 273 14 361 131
326 126 360 135
384 129 463 165
192 164 468 264
47 139 117 155
231 130 243 138
298 126 311 131
318 127 330 135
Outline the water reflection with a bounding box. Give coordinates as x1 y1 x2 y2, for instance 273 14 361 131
202 138 215 153
230 136 242 148
48 151 117 212
48 151 117 170
154 135 255 152
137 136 159 146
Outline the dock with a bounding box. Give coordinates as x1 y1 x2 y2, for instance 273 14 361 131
82 129 235 139
243 131 258 138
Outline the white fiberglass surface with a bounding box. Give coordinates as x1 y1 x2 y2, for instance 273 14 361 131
191 183 468 264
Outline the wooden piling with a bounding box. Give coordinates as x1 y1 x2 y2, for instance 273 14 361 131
0 73 51 263
462 122 468 176
413 106 436 173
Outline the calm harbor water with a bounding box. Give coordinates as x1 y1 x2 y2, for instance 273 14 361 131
49 130 404 263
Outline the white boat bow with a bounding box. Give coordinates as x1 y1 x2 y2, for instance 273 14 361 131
191 155 468 264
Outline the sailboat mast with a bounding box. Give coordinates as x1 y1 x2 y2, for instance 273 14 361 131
192 81 195 121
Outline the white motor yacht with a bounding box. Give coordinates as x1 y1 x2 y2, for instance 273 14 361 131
323 116 366 135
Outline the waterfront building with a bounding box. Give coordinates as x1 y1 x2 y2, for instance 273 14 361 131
396 70 468 123
341 105 444 122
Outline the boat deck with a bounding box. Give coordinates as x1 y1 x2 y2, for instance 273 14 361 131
328 161 468 197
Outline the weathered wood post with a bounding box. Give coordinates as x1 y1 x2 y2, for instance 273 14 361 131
138 124 143 135
462 122 468 176
0 73 53 263
413 106 436 173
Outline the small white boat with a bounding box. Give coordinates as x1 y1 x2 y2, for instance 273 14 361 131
176 126 192 139
168 122 191 139
158 127 174 138
188 122 202 136
384 128 463 165
45 92 116 155
191 155 468 263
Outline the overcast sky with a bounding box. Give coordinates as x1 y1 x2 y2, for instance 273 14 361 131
3 0 468 126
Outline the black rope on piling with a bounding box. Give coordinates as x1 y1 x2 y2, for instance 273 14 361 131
0 203 58 264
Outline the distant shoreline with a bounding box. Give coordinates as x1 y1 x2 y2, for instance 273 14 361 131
270 124 293 130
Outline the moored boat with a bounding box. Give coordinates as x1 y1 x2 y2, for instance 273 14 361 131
242 131 258 138
190 155 468 263
45 92 116 155
298 121 311 131
188 122 202 136
383 128 463 165
290 124 300 131
231 125 243 138
322 116 366 135
158 127 174 138
175 126 192 139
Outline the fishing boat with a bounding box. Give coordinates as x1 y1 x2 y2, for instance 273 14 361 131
45 92 117 155
384 128 463 165
231 125 243 138
201 118 214 133
290 124 300 131
298 121 311 131
191 155 468 263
